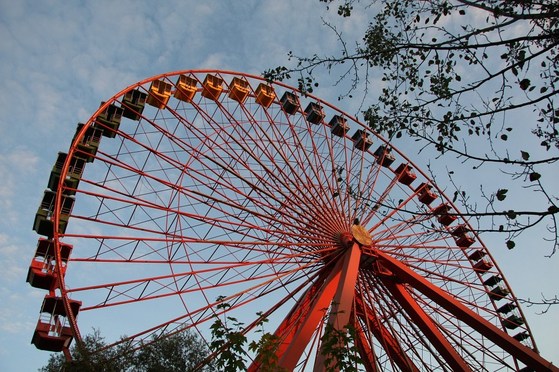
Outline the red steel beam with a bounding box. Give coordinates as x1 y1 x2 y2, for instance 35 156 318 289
253 258 344 371
374 249 559 372
381 278 472 371
277 267 341 370
355 296 420 372
313 243 362 371
251 245 361 371
247 265 340 371
353 320 379 372
327 243 362 329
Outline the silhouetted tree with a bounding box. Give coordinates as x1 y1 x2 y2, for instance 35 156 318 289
265 0 559 257
39 329 211 372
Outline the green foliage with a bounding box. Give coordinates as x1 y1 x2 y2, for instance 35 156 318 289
209 303 286 371
319 323 363 371
209 316 248 371
248 333 285 372
39 328 212 372
529 171 541 181
41 305 367 372
39 329 129 372
208 301 364 371
319 0 355 17
208 298 249 371
134 332 210 372
266 0 559 155
247 312 286 372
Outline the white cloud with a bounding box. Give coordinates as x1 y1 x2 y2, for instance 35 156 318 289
0 147 39 216
0 234 27 284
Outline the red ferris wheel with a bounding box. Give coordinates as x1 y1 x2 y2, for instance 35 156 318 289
26 70 557 371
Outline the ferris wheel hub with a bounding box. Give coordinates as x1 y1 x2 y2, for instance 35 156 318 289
335 231 354 249
351 224 372 247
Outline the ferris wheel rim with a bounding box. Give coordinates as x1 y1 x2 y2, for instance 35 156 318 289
37 69 540 370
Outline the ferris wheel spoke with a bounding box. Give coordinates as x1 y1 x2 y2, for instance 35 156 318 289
357 164 402 220
368 280 464 371
354 293 420 372
188 100 306 194
368 205 425 241
101 109 300 216
155 113 343 239
104 267 315 352
248 108 330 199
295 122 341 209
418 295 510 369
373 248 553 371
195 102 342 229
358 271 440 370
373 249 479 291
332 151 362 227
70 252 319 312
277 115 341 210
353 321 380 372
370 253 486 310
377 277 471 371
99 128 190 187
263 244 359 370
373 230 449 253
351 165 387 226
83 150 188 216
214 101 309 179
73 174 330 248
122 121 186 190
370 205 440 239
344 151 380 224
360 263 484 370
265 262 343 370
182 166 314 234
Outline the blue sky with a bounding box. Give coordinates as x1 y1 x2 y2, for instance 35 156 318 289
0 1 557 371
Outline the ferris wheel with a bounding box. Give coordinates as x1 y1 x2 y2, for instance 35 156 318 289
26 70 557 371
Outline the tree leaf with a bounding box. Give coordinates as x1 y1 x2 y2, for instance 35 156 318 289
519 78 530 90
506 210 517 219
520 151 530 160
496 189 508 201
529 172 541 181
506 240 516 249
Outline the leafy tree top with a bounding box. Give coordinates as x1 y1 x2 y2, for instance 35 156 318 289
265 0 559 256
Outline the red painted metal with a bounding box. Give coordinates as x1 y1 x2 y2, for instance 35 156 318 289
277 261 342 370
246 267 336 371
30 69 553 370
354 296 420 372
326 243 362 329
381 279 472 371
353 320 379 372
313 243 361 371
374 249 559 372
